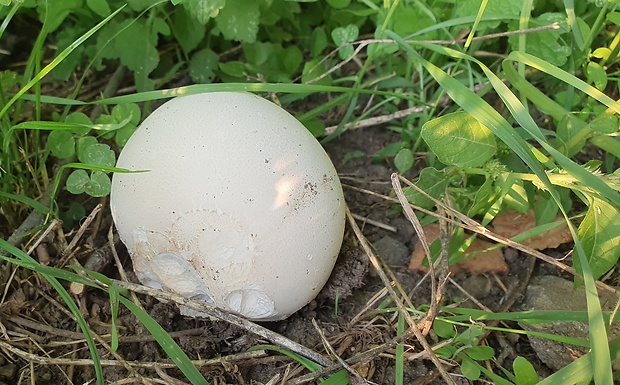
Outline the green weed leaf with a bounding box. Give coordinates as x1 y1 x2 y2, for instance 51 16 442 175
183 0 226 23
589 113 618 134
65 112 92 136
513 356 539 385
76 136 99 162
394 148 414 173
460 356 481 380
331 24 358 59
189 48 219 83
81 143 116 167
48 130 75 159
404 167 449 210
326 0 350 9
465 345 494 361
216 0 260 43
310 27 328 57
574 197 620 281
86 0 111 17
508 13 570 67
86 171 112 197
38 0 81 33
67 169 89 194
421 111 496 168
97 19 159 91
432 319 456 338
173 6 207 52
587 61 608 90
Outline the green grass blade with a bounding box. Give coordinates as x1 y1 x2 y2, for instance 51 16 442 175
0 4 126 120
0 191 48 213
388 35 614 383
120 296 209 384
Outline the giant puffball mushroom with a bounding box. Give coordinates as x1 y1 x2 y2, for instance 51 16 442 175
110 92 345 321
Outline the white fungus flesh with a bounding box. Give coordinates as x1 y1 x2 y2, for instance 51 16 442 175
110 92 345 321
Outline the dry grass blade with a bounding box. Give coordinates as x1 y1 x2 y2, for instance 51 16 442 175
390 174 620 297
345 206 456 385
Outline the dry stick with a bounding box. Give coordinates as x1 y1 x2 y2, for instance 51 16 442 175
61 203 103 258
103 278 333 368
344 206 456 385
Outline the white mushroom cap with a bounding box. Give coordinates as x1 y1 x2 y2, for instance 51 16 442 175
110 92 345 321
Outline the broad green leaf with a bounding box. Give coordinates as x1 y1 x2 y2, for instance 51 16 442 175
310 27 328 57
301 59 333 86
392 3 436 39
326 0 349 9
587 61 608 90
513 356 539 385
112 103 141 126
115 125 136 148
76 136 98 162
48 130 75 159
589 113 618 134
82 143 115 167
404 167 449 210
86 0 110 17
432 319 456 339
574 198 620 281
460 356 481 380
86 171 112 197
173 6 206 52
465 345 495 361
394 148 414 173
189 48 219 84
421 111 496 168
183 0 225 22
454 0 521 29
216 0 260 43
331 24 358 59
66 169 89 194
508 13 570 67
65 111 92 136
97 19 159 91
37 0 81 33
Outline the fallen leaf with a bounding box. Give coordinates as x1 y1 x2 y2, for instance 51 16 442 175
491 210 572 250
408 223 508 275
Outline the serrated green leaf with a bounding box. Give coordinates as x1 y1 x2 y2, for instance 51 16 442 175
85 171 112 197
183 0 225 23
574 198 620 281
48 130 75 159
513 356 539 385
189 48 219 84
97 19 159 91
86 0 110 17
422 111 496 168
82 144 116 167
403 167 449 210
66 169 89 194
394 148 414 173
173 6 207 52
216 0 259 43
37 0 81 33
508 13 571 67
152 17 170 36
465 345 495 361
